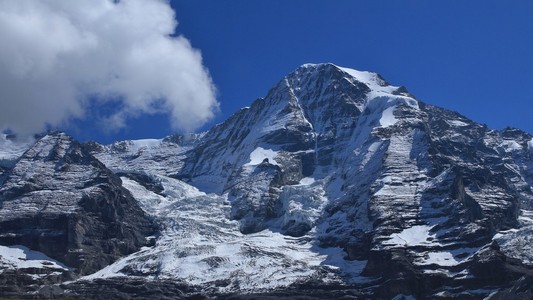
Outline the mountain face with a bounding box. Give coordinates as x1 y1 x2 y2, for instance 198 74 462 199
1 63 532 299
0 133 155 296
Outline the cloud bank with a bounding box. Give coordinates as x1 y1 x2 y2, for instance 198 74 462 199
0 0 218 135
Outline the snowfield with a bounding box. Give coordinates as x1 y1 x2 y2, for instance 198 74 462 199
0 245 68 272
83 174 368 291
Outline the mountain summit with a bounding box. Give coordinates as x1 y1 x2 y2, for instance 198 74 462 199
1 64 532 299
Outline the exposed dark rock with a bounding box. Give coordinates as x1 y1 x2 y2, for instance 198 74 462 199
1 63 532 299
0 132 155 277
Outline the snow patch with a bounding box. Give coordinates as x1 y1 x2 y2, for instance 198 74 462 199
336 65 400 97
501 140 522 152
358 141 384 170
245 147 279 166
362 95 417 129
338 67 377 86
383 225 435 247
0 245 69 271
494 225 533 265
448 120 469 127
528 138 533 152
315 247 368 284
380 105 398 127
518 210 533 226
414 247 479 267
277 180 328 231
120 177 168 216
298 177 315 185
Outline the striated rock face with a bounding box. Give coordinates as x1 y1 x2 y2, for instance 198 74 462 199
1 63 532 299
0 132 155 279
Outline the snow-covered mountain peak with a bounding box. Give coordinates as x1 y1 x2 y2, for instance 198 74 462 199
2 64 533 299
274 63 420 134
291 63 410 98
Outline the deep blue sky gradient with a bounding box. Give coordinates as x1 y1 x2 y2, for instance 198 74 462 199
72 1 532 143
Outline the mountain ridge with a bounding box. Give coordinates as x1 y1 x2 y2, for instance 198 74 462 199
1 63 532 299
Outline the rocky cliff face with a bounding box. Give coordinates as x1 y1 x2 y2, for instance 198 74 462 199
1 64 532 299
0 132 155 296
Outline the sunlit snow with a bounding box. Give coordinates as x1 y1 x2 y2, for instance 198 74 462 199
415 248 479 267
298 177 315 185
380 105 398 127
383 225 435 247
494 224 533 266
501 140 522 152
245 147 279 166
338 66 396 95
57 63 530 296
447 120 469 127
0 245 69 271
82 175 367 290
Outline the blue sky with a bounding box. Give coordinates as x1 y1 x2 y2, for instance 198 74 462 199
169 0 533 139
1 1 532 143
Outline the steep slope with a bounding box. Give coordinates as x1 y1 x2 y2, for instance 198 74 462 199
0 132 155 296
83 64 532 297
1 63 532 299
81 63 533 299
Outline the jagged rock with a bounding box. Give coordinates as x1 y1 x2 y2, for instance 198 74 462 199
1 64 532 299
0 132 155 279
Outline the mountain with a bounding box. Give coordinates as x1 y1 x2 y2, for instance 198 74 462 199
1 63 532 299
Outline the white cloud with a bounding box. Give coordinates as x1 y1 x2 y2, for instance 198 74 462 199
0 0 218 135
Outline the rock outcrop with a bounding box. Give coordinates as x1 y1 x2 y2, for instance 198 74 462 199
0 132 155 293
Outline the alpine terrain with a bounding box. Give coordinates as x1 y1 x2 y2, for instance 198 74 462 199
1 63 532 299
